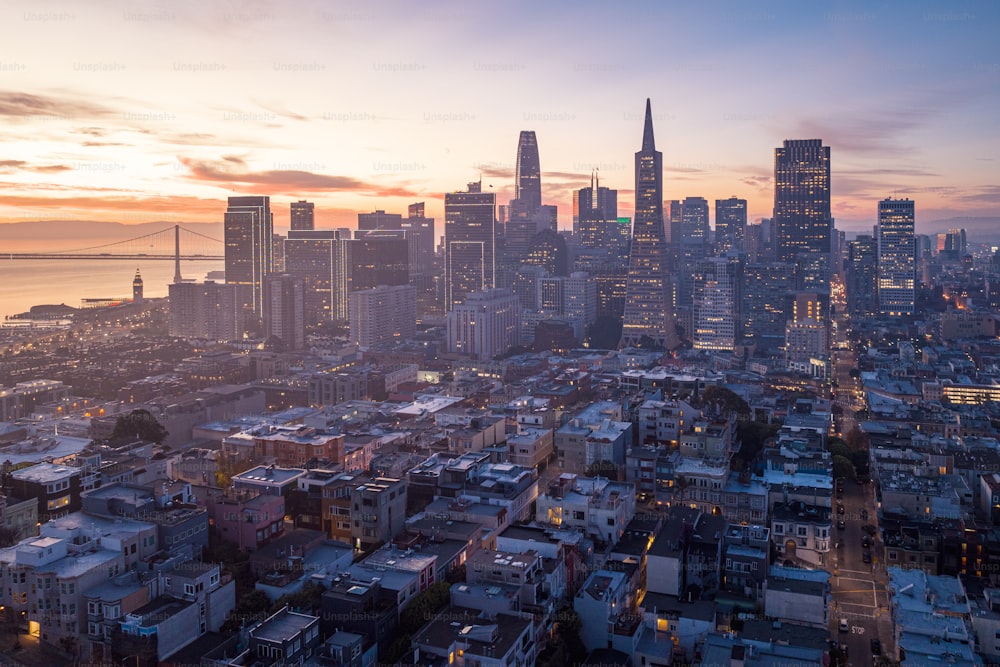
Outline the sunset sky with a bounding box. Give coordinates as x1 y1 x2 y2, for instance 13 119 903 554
1 0 998 239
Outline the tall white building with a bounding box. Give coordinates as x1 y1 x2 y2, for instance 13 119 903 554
348 284 416 349
877 198 916 316
447 288 520 360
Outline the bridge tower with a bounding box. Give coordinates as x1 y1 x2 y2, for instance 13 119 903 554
174 224 182 283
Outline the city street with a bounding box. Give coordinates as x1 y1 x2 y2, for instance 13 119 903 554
829 478 894 666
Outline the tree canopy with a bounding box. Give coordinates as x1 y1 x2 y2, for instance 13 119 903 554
110 408 169 444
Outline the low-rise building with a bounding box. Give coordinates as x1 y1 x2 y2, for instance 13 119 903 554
536 473 636 546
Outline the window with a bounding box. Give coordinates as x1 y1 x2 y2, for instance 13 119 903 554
184 584 195 596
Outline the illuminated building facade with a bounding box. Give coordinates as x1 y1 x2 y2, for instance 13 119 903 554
877 198 915 316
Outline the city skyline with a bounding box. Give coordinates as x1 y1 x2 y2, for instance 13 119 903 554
0 1 998 238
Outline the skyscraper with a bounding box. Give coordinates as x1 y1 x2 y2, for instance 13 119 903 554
773 139 831 286
714 197 747 254
263 274 305 350
515 130 541 213
677 196 710 309
877 198 916 316
621 99 679 349
692 257 739 352
445 181 496 311
224 195 273 317
573 176 620 251
290 200 315 231
284 228 352 324
847 235 878 317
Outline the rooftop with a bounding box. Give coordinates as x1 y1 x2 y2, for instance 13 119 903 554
251 607 318 643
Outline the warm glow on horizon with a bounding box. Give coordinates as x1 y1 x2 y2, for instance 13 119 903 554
0 1 997 239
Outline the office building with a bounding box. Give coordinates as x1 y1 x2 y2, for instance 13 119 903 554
773 140 831 286
847 234 878 317
693 257 739 352
447 288 520 360
224 195 273 316
263 274 305 351
740 262 795 345
715 196 747 253
877 198 916 316
357 209 403 232
284 228 352 324
573 176 620 250
677 196 710 308
621 99 679 349
348 231 410 291
289 200 314 231
445 182 497 310
349 284 417 349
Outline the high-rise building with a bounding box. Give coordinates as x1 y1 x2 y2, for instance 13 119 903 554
169 281 243 341
445 182 496 311
693 257 739 352
714 197 747 254
515 130 541 213
403 202 438 319
847 235 877 317
447 288 520 360
349 284 416 349
573 176 620 250
357 209 403 232
677 196 710 308
224 195 273 317
264 274 305 351
349 231 410 291
290 200 315 231
773 140 831 286
620 99 679 350
284 229 352 324
877 198 916 316
741 262 796 346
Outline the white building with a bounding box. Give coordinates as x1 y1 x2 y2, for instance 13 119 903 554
447 288 521 360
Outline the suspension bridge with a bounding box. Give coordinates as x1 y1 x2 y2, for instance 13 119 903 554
5 225 224 261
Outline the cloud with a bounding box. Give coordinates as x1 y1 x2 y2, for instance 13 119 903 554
252 100 309 121
178 157 420 197
0 160 73 174
0 90 113 119
838 167 940 178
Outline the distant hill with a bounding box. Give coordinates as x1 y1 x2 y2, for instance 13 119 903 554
0 220 224 240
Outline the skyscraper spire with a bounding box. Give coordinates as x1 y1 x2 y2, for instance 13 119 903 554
641 97 655 152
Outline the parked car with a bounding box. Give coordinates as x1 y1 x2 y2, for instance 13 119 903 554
839 618 849 632
861 508 869 520
862 536 871 549
838 520 846 530
863 550 872 564
838 504 845 515
871 638 882 655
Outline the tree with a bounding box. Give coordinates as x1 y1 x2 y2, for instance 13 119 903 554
833 455 855 481
110 408 168 444
699 386 751 420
